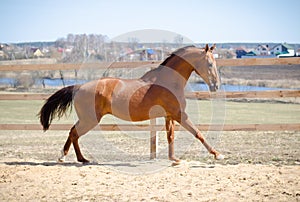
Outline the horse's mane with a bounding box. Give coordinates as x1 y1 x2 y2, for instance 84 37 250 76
160 45 196 66
141 45 197 81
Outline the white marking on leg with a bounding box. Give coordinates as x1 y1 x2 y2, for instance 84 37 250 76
58 149 66 162
215 154 225 160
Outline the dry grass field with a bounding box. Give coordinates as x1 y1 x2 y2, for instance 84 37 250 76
220 64 300 89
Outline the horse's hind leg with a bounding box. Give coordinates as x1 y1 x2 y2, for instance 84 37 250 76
70 125 89 163
58 125 89 163
58 136 72 162
59 119 99 163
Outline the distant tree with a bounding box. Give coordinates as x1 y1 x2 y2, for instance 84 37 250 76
174 35 183 47
128 37 139 50
66 33 75 45
56 33 109 62
49 46 62 60
55 37 66 48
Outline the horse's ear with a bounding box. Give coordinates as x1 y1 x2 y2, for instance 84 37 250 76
205 44 209 52
210 44 216 51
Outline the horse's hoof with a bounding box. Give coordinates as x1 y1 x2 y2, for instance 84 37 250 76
79 159 90 164
169 157 181 166
58 158 64 163
58 150 66 163
171 161 181 166
169 157 181 162
215 154 225 160
58 156 65 163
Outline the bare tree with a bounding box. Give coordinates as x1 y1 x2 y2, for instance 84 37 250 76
66 33 75 45
174 35 183 47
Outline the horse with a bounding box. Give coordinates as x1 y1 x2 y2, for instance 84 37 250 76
39 44 224 163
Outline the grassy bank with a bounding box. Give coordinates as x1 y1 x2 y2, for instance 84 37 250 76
0 99 299 125
220 65 300 89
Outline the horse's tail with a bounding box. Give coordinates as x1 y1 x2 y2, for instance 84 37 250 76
39 85 80 131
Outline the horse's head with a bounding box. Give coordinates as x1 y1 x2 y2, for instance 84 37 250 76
158 44 221 92
192 44 221 92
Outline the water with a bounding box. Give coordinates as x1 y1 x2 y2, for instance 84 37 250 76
0 78 15 85
35 78 87 86
187 82 287 92
0 77 291 92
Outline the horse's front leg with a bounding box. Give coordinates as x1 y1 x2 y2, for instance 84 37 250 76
165 117 180 163
177 114 224 160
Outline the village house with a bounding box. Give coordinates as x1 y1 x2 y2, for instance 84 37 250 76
270 43 295 57
31 48 44 58
0 44 9 60
238 43 296 58
238 44 272 58
296 48 300 56
255 44 270 56
235 47 248 58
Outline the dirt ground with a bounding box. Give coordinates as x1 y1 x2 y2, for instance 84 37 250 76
0 130 299 201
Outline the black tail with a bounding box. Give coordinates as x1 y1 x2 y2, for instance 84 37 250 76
39 85 79 131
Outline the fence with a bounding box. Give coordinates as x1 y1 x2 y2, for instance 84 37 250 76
1 57 300 71
0 57 300 158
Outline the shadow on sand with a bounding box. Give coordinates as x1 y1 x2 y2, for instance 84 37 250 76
3 161 138 168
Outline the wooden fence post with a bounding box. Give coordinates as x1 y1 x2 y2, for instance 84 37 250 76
150 118 157 159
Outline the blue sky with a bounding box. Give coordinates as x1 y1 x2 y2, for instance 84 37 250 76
1 0 300 43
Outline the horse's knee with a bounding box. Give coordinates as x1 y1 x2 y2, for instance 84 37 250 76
195 132 205 143
167 130 175 141
69 126 80 141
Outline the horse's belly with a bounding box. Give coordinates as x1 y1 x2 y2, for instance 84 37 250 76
111 96 158 122
111 102 166 122
110 80 167 121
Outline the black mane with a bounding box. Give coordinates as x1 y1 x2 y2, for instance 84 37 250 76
141 45 197 81
160 45 196 66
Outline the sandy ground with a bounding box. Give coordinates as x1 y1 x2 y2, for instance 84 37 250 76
0 130 300 201
0 160 299 201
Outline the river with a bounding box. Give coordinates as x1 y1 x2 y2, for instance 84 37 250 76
0 78 294 92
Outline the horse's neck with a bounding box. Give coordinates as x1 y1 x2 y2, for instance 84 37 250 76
141 55 194 88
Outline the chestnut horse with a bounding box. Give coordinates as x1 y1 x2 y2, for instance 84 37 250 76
39 44 224 163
